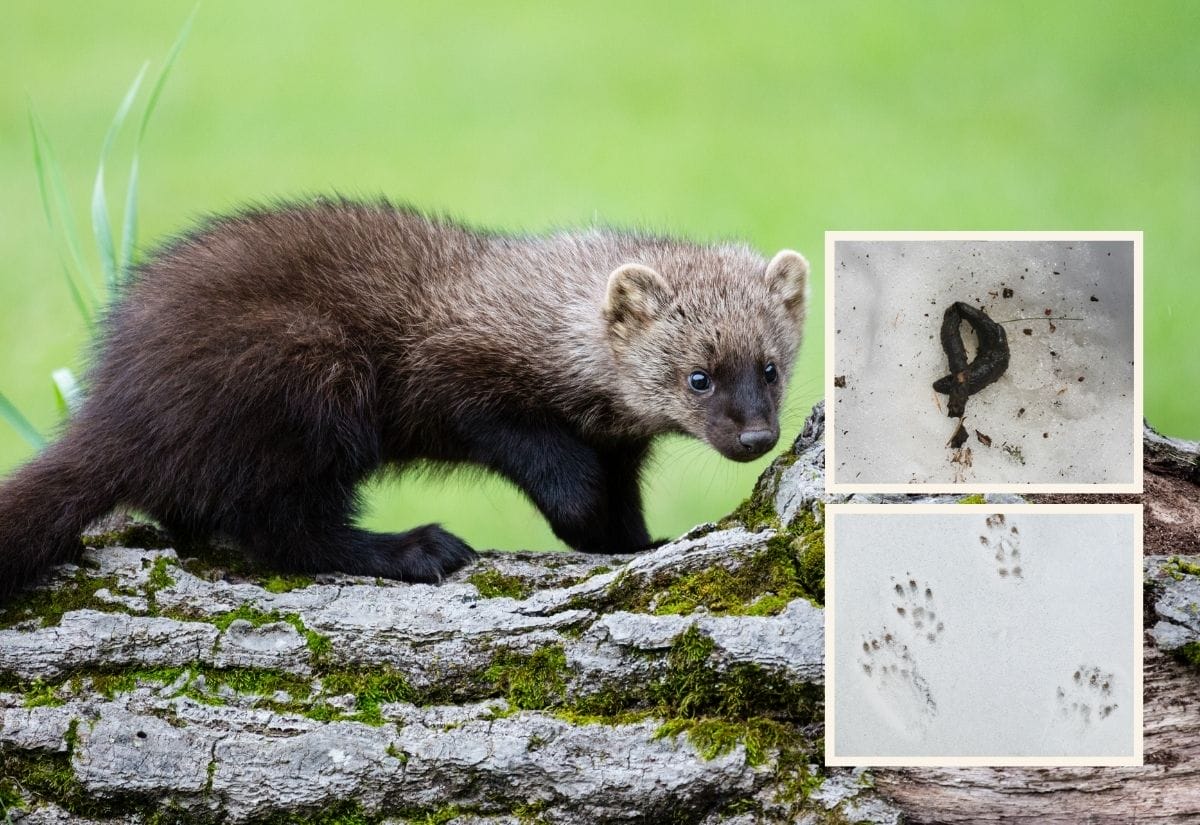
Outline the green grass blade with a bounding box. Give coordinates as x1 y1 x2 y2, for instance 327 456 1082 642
51 368 83 417
0 390 46 450
30 116 96 327
92 62 148 291
120 3 198 276
28 103 101 312
120 154 141 281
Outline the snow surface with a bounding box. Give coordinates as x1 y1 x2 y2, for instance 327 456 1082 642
831 240 1135 485
830 509 1138 761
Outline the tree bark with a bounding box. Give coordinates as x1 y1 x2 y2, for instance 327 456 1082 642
0 404 1196 824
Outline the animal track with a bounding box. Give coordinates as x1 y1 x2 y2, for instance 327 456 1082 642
1056 665 1118 726
891 576 944 643
858 630 938 721
980 513 1023 579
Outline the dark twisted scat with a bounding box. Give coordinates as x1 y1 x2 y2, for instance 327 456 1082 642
932 301 1010 418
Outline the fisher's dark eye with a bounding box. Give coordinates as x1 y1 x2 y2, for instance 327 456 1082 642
764 362 778 384
688 370 712 393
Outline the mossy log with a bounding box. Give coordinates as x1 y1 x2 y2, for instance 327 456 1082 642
0 405 1196 824
0 406 846 825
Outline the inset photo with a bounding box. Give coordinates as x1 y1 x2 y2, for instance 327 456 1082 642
825 503 1143 767
826 232 1142 492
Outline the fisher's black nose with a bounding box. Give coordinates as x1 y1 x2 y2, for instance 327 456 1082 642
738 429 776 455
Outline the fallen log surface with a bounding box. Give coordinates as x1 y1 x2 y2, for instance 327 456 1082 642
0 404 1196 823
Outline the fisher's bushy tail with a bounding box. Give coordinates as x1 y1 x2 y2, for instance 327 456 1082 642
0 427 123 602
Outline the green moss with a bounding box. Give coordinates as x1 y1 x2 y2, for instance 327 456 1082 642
647 624 821 770
1172 641 1200 670
715 449 801 533
262 574 317 594
651 555 790 616
558 684 652 725
543 624 819 770
0 777 21 816
485 645 568 711
63 720 79 756
0 569 125 629
146 556 176 593
775 757 826 805
210 603 286 632
655 717 792 766
406 806 463 825
718 491 781 533
142 555 177 614
6 656 425 728
383 804 473 825
958 494 986 504
597 500 825 619
789 511 826 608
0 751 86 816
81 667 177 699
513 799 550 824
22 679 64 709
467 569 532 600
198 605 330 662
605 514 823 618
284 614 333 662
63 665 313 712
1164 556 1200 581
0 749 160 820
653 625 820 722
639 624 828 817
201 667 313 703
318 668 416 725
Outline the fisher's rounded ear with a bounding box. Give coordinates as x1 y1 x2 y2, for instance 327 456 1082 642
765 249 809 322
603 263 673 341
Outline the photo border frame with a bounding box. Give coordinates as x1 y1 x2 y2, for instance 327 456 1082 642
824 231 1144 494
823 502 1145 767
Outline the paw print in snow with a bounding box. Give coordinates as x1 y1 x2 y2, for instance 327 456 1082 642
980 513 1023 579
891 576 944 643
1056 665 1118 726
858 630 938 720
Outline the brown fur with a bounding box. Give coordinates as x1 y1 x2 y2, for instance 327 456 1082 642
0 199 807 599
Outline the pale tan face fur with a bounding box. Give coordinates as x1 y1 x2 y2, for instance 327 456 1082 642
603 246 808 461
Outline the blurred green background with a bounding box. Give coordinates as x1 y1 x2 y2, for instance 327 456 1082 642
1 2 1196 551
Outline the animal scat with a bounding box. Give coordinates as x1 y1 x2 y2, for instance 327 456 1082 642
947 420 968 448
932 301 1010 418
